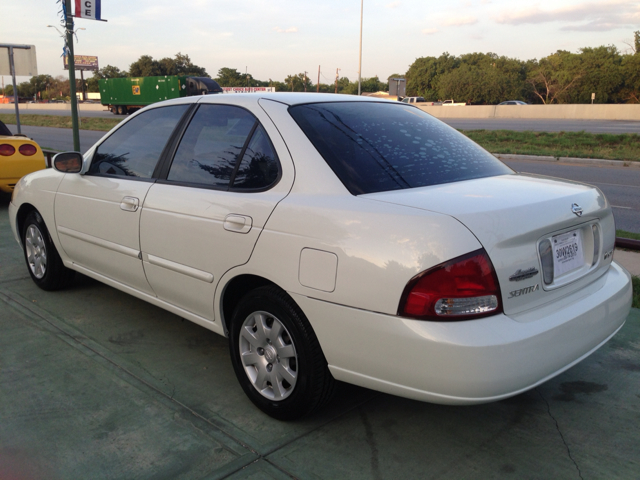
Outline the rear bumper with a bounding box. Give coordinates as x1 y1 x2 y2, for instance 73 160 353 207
292 261 632 404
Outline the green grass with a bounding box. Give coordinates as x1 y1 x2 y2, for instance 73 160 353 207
0 114 121 132
617 230 640 240
463 130 640 162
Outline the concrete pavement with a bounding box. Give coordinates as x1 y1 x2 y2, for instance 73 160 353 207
0 194 638 479
615 249 640 276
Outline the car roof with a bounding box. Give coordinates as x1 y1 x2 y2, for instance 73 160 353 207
180 92 396 107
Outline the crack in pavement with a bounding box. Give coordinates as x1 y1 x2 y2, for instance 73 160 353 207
537 388 584 480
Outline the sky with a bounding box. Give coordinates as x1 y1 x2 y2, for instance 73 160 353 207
2 0 640 85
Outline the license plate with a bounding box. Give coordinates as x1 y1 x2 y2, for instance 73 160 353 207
553 229 584 277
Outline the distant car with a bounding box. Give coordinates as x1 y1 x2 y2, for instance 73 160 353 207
400 96 426 104
498 100 528 105
8 93 632 420
0 121 47 193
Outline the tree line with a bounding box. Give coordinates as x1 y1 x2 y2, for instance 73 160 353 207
3 32 639 104
1 52 388 100
405 32 640 104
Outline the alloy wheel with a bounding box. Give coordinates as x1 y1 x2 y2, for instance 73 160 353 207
239 311 298 401
25 224 47 279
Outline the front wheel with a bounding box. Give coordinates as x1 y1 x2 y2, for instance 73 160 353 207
229 286 335 420
22 211 75 291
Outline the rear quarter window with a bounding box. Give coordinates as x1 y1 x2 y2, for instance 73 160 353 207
288 102 513 194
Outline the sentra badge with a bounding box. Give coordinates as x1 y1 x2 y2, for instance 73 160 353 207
508 284 539 299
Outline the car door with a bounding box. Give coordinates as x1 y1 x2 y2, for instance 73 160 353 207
139 101 293 320
54 104 191 294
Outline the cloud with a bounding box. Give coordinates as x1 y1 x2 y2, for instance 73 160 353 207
441 16 478 26
386 1 401 8
494 0 640 31
422 28 439 35
273 26 298 33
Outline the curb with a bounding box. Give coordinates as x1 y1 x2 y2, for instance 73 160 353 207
616 238 640 251
494 153 640 169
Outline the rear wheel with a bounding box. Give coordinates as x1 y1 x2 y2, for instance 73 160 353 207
229 286 335 420
22 211 74 291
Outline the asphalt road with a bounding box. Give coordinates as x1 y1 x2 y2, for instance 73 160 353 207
503 160 640 233
442 118 640 134
9 107 115 118
9 125 106 152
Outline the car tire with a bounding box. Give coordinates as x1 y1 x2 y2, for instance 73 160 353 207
229 285 335 420
22 211 75 291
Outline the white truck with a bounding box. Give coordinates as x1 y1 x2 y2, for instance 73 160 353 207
442 99 466 106
400 98 466 106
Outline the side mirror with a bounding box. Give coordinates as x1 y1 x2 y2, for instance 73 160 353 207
53 152 83 173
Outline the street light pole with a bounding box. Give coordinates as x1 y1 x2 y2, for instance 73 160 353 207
65 0 81 152
358 0 363 96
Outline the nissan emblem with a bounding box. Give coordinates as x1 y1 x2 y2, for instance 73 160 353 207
571 203 583 217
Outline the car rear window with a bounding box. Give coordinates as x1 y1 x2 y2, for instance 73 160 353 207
288 102 513 195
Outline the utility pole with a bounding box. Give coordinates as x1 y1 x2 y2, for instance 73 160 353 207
80 70 86 101
317 65 320 93
304 71 307 92
358 0 363 96
64 0 80 152
335 68 340 94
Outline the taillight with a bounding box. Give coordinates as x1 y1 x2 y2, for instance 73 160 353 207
0 144 16 156
19 144 37 156
398 249 502 321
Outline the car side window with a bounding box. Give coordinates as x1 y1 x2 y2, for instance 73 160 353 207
167 104 279 190
89 105 189 178
231 124 279 190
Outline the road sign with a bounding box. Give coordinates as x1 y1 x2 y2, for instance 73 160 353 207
0 45 37 76
63 55 99 71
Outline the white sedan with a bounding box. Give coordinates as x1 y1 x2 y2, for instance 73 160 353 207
9 93 632 420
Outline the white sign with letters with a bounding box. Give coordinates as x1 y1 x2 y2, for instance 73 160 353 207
75 0 104 21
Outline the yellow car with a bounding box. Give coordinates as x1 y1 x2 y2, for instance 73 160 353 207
0 120 47 193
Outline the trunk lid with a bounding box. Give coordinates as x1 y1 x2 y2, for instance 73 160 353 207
364 173 615 317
